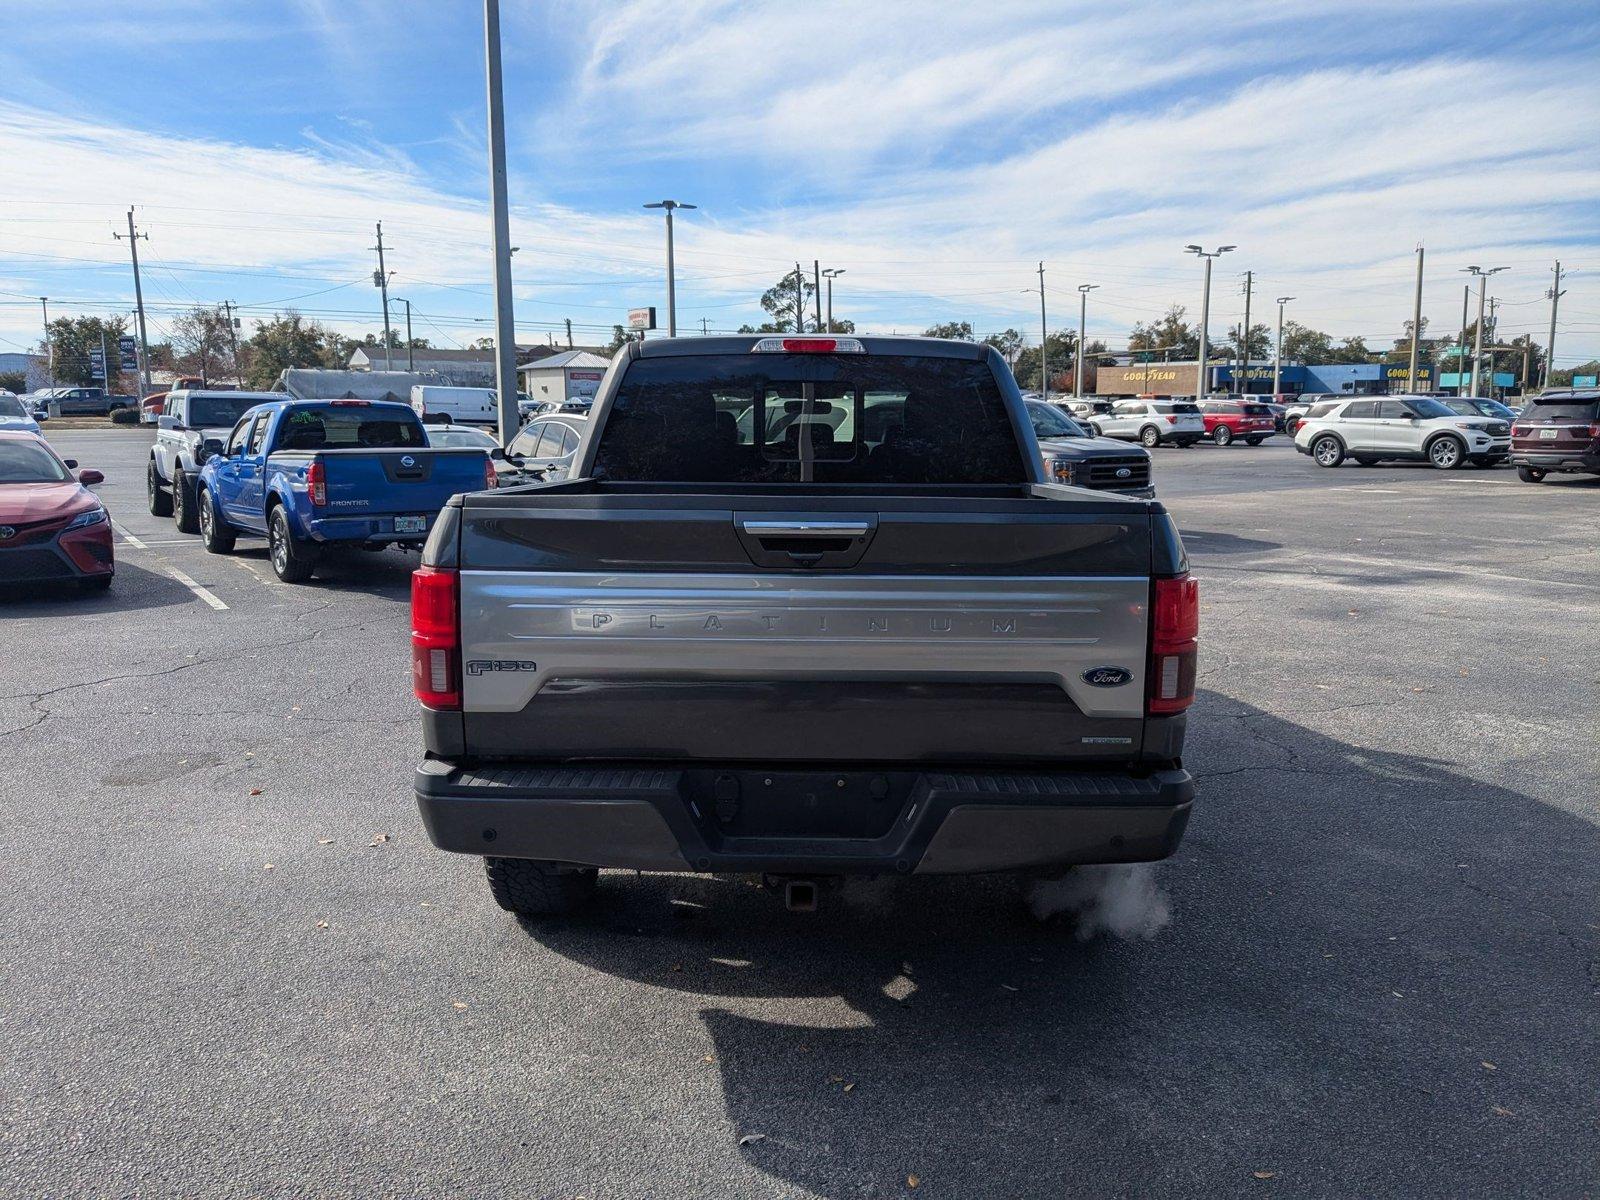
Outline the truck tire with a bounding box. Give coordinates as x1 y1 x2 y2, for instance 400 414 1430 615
172 470 200 533
1427 434 1465 470
1139 426 1162 448
147 461 173 516
197 485 236 554
1517 466 1548 483
1311 435 1345 468
484 858 598 917
268 506 318 583
1212 425 1233 446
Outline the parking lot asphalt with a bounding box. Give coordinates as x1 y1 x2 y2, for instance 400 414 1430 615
3 429 1597 1199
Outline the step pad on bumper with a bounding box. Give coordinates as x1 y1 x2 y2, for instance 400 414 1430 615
415 761 1192 875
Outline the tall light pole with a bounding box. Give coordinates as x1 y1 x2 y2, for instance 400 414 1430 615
1238 269 1252 394
644 200 695 337
1544 262 1568 389
390 298 414 370
39 297 51 383
1273 296 1294 399
1186 244 1235 398
483 0 521 441
1408 246 1424 392
821 268 844 332
1037 262 1049 402
1074 283 1098 399
1461 265 1507 398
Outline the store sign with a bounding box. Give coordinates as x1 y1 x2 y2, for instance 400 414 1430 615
1384 364 1434 382
626 307 657 332
88 347 106 381
1574 374 1598 387
118 335 138 370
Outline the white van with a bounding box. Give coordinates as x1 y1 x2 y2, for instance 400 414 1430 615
410 385 498 427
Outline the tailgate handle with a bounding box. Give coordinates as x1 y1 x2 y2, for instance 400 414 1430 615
740 520 871 538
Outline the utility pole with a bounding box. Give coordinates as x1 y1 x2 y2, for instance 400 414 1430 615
98 328 109 390
113 210 152 396
1273 296 1294 398
795 262 806 333
1239 269 1252 394
1521 342 1531 395
564 317 573 349
1074 283 1098 399
372 222 394 371
701 317 708 336
813 260 823 334
389 298 415 370
222 300 243 385
1457 285 1469 395
1486 297 1499 395
822 268 844 332
483 0 520 441
1544 261 1566 389
1408 246 1424 392
1037 262 1049 402
39 298 52 383
1187 244 1235 399
1462 265 1507 398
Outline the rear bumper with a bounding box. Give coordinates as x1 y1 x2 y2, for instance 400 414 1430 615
414 760 1194 875
303 512 435 545
1509 448 1600 473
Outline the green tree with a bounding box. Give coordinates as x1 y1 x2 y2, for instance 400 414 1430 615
1013 330 1081 391
1225 321 1272 361
242 312 345 389
1128 306 1198 359
923 321 974 340
983 329 1025 368
757 268 814 333
0 370 26 394
1336 335 1373 362
1279 321 1337 365
606 325 637 353
43 315 129 390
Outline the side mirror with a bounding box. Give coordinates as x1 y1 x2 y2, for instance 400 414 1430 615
78 469 104 485
198 438 225 464
157 415 183 431
63 458 78 469
489 446 507 461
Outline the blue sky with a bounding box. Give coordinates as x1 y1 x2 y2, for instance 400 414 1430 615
2 0 1598 367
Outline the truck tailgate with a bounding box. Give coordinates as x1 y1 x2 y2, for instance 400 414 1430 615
453 490 1157 765
315 448 487 516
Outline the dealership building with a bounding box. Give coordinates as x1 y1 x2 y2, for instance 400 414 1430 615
1095 359 1433 398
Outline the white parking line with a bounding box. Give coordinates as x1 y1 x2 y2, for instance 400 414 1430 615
165 567 230 610
112 521 148 550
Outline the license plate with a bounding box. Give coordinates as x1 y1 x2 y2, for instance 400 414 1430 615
1539 428 1559 439
395 516 427 533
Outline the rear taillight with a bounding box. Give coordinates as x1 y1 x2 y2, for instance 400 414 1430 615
1149 574 1198 715
1588 422 1600 439
307 460 326 506
1165 415 1177 424
483 457 497 490
411 566 460 710
1512 425 1530 436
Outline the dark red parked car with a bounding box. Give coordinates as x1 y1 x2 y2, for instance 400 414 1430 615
1199 399 1277 446
1510 389 1600 483
0 431 113 592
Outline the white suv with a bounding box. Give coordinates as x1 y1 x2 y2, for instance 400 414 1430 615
1096 399 1206 448
1295 395 1511 470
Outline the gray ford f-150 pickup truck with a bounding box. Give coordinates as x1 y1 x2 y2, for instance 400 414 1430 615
412 335 1198 918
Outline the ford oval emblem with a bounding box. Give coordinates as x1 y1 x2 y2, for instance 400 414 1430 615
1115 467 1132 478
1082 666 1133 687
401 455 416 468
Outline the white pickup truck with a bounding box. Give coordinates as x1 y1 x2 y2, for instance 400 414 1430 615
148 390 281 531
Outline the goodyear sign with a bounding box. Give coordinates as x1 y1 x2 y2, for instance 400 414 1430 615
1383 364 1433 385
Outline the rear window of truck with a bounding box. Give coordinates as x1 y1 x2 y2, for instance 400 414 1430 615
273 404 426 452
592 355 1026 484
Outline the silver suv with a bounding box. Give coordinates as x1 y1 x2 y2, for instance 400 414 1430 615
1096 399 1206 448
1294 395 1511 470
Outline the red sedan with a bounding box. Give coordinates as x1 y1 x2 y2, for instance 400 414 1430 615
0 432 113 592
1199 399 1277 446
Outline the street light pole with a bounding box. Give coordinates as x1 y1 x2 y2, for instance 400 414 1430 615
1461 265 1507 398
1273 296 1294 398
1239 269 1252 393
39 297 51 383
1186 244 1235 398
391 298 414 370
1408 246 1424 391
1074 283 1098 399
483 0 520 442
644 200 695 337
1037 262 1048 402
